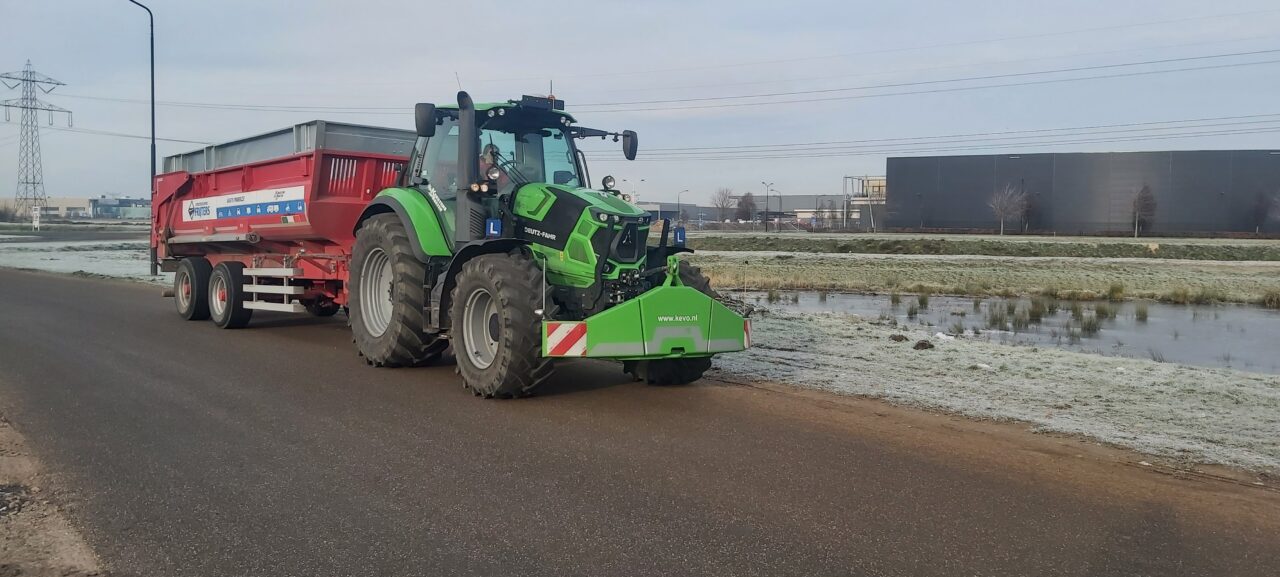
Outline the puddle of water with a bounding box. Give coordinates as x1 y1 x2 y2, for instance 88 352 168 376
742 290 1280 374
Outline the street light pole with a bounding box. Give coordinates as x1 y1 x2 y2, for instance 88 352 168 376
126 0 156 276
676 188 688 224
760 181 774 232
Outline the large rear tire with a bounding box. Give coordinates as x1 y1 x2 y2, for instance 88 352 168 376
209 262 254 329
174 257 212 321
350 214 446 367
450 250 553 398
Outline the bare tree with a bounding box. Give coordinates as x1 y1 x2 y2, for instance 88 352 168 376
711 188 735 222
989 183 1028 235
1132 184 1157 237
735 192 758 222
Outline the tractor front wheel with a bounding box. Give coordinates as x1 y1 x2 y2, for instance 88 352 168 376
451 250 553 398
627 261 719 385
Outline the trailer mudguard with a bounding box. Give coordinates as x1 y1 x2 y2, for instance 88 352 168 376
355 188 453 261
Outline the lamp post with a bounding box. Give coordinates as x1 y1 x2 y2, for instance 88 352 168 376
125 0 156 276
760 181 774 232
676 188 688 223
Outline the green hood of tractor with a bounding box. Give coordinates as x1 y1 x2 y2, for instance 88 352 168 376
513 183 647 222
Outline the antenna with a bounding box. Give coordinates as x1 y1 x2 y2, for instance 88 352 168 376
454 71 462 91
1 61 72 218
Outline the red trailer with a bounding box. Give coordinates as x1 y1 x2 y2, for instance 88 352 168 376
153 121 416 319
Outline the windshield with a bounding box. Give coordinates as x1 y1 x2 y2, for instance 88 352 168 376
480 124 581 194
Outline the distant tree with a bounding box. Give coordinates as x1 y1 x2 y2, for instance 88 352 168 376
0 204 14 223
711 188 736 221
1132 184 1157 237
989 183 1029 235
735 192 758 222
1253 191 1279 234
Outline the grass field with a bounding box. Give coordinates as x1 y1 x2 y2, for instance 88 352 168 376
687 233 1280 261
690 251 1280 305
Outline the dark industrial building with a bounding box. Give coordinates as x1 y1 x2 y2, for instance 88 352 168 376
885 150 1280 235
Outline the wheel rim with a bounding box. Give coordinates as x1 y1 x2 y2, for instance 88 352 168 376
210 274 228 318
462 287 500 370
176 270 192 312
360 248 394 337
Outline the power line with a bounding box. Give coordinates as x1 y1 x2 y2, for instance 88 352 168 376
487 8 1280 81
607 116 1280 157
588 126 1280 162
575 57 1280 113
578 49 1280 107
586 33 1280 96
632 113 1280 153
55 49 1280 117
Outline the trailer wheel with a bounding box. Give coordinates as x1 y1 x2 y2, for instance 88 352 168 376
451 250 553 398
350 214 445 367
209 262 253 329
174 257 212 321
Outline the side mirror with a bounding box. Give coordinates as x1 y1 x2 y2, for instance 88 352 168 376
622 130 638 160
414 103 437 137
553 170 575 185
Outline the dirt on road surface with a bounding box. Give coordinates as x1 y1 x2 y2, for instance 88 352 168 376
0 410 103 576
0 268 1277 576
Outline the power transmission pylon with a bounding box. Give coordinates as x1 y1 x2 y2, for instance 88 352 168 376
1 61 72 218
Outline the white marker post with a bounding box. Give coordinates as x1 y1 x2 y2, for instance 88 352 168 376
31 206 40 231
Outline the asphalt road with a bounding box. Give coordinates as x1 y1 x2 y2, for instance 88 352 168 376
0 268 1276 576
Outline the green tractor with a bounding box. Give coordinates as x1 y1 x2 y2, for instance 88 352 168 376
350 92 750 397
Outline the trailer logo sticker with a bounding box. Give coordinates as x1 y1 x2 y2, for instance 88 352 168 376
183 186 306 222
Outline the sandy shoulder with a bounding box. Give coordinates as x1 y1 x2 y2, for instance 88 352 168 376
0 410 103 576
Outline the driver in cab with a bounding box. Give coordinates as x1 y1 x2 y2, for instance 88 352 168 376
478 144 513 194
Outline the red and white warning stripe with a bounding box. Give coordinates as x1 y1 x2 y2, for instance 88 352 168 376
545 322 587 356
744 319 752 348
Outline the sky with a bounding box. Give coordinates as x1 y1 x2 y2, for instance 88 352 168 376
2 0 1280 206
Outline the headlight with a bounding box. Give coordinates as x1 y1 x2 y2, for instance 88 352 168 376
485 166 502 181
602 175 616 190
597 212 609 222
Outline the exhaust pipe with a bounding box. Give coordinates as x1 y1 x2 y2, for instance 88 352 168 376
454 91 482 247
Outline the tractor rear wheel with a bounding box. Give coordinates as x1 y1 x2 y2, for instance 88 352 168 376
628 261 718 386
350 214 446 367
451 250 553 398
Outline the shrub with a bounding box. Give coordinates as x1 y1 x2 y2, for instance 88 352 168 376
1135 302 1149 322
949 321 966 335
1165 287 1191 305
1093 302 1114 320
986 308 1008 331
972 297 983 312
766 289 780 303
1011 310 1031 332
1191 287 1225 305
1070 301 1084 320
890 292 901 306
917 293 930 308
1262 290 1280 310
818 290 828 303
1005 300 1017 315
1107 282 1125 301
907 304 919 319
1028 298 1046 323
1079 315 1101 335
